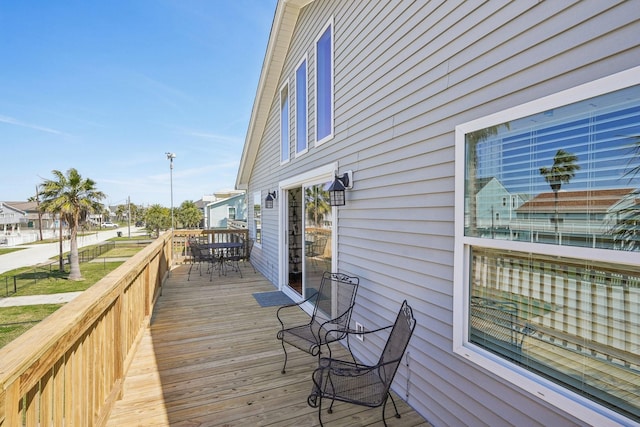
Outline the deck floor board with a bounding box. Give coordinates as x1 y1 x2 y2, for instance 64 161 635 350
107 265 430 426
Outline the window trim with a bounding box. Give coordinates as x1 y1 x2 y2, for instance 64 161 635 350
295 55 308 157
453 65 640 426
253 191 262 248
314 17 334 146
280 79 290 165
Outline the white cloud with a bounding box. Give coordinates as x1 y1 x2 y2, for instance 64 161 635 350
0 114 69 136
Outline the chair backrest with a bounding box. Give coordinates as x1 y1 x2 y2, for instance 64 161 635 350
311 272 359 331
244 238 254 260
311 236 328 256
377 300 416 388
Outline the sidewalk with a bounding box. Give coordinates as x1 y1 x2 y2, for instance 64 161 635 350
0 292 83 307
0 227 135 275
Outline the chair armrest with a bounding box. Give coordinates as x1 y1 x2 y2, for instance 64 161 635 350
276 293 317 326
322 323 393 342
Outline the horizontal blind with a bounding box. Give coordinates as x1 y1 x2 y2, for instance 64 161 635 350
466 85 640 251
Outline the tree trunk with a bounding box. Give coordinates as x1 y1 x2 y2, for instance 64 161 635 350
68 218 83 281
58 218 64 271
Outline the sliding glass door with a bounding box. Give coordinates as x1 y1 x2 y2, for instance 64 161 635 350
283 181 333 299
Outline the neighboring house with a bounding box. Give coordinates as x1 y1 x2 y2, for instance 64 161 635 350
513 188 636 247
472 177 528 238
204 192 247 229
0 202 27 233
2 201 55 231
236 1 640 425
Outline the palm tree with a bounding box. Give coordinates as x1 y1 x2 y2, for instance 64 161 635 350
608 136 640 250
177 200 203 228
305 186 331 228
539 149 580 240
39 168 106 281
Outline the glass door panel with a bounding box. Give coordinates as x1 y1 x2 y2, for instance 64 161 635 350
303 184 332 298
287 188 303 295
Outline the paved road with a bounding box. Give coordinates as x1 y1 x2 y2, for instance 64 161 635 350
0 227 135 275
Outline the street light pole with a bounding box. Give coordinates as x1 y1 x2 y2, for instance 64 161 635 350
165 152 176 230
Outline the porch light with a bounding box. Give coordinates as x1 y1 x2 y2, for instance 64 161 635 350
265 191 277 209
328 171 352 206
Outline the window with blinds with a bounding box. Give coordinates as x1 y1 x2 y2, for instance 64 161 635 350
465 86 640 250
456 74 640 423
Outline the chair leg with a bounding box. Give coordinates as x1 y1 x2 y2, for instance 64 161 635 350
381 392 401 427
318 395 325 427
280 340 288 374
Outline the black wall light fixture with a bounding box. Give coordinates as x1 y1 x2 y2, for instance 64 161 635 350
328 171 353 206
265 191 278 209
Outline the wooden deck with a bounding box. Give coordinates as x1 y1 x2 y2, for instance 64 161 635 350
106 265 431 426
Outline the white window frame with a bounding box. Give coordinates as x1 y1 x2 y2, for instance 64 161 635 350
280 80 290 165
295 55 309 157
314 17 334 146
453 65 640 427
253 191 262 248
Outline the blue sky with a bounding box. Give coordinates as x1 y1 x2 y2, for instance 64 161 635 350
0 0 277 207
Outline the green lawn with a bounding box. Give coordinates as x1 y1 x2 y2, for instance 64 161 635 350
0 248 24 256
1 262 125 297
0 304 62 348
0 240 148 348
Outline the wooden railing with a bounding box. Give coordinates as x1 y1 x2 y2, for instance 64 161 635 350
0 231 172 427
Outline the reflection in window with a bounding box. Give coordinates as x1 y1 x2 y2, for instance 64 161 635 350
296 58 307 155
304 184 332 293
470 247 640 421
316 20 333 143
465 85 640 251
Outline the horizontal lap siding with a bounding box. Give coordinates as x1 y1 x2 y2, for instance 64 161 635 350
248 0 640 425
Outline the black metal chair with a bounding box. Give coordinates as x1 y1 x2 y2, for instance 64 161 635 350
276 272 359 374
243 238 255 273
307 300 416 427
306 235 328 271
221 243 243 278
187 243 215 281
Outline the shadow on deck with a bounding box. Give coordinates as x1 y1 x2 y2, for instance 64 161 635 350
106 265 430 426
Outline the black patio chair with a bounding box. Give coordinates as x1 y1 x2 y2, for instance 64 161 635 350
276 272 359 374
187 243 215 281
221 242 244 278
307 300 416 427
242 238 255 273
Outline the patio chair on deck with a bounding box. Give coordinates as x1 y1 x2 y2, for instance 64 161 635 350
187 243 215 281
242 238 255 273
307 300 416 427
276 272 359 374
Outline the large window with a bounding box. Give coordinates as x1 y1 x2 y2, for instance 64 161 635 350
315 18 333 144
295 57 308 156
454 67 640 425
280 82 290 164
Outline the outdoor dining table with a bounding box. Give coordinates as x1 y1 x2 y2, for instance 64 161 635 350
201 242 244 276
